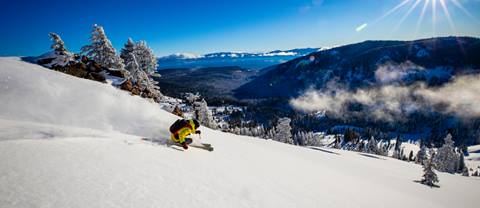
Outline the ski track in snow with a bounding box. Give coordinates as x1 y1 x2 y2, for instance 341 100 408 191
1 57 480 208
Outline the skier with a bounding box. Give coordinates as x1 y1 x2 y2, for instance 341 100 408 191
169 118 201 150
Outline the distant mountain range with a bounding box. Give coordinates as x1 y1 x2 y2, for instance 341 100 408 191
157 48 327 70
234 37 480 98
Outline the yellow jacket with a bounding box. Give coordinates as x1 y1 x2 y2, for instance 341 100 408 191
170 119 197 143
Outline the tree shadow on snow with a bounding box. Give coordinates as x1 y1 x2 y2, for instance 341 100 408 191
20 56 38 63
358 153 386 160
413 180 440 188
308 147 340 155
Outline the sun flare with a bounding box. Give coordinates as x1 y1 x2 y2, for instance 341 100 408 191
367 0 475 38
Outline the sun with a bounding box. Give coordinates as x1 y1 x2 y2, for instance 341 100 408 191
364 0 476 38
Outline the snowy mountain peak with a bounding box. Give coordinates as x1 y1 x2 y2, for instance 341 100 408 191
161 52 204 60
157 47 323 69
159 47 322 60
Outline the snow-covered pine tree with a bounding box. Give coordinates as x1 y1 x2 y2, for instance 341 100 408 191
434 134 459 174
49 32 68 53
409 150 414 161
367 136 378 154
122 44 146 86
334 134 342 149
401 148 408 161
458 150 466 173
274 117 293 144
302 131 309 146
250 126 256 137
303 132 312 146
81 24 124 70
185 92 201 105
120 38 162 101
239 127 246 136
134 40 158 75
293 132 300 145
376 142 388 156
354 140 363 152
124 52 140 82
258 125 266 138
312 133 323 147
421 155 439 187
44 32 73 67
298 131 309 146
392 137 403 159
416 145 428 165
233 127 240 135
461 167 469 177
120 38 135 64
194 99 216 129
245 127 253 136
266 127 276 140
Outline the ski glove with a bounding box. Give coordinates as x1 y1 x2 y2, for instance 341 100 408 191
181 142 188 150
195 130 201 134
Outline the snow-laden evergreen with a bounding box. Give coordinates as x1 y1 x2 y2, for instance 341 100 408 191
416 145 428 165
120 38 136 63
367 136 378 154
421 154 439 187
274 117 293 144
123 52 140 82
134 40 158 75
81 24 124 70
184 92 201 105
49 32 68 53
120 38 158 75
434 134 460 174
38 32 73 67
120 38 162 100
294 131 321 146
194 99 216 129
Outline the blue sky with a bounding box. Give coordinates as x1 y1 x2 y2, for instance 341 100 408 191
1 0 479 56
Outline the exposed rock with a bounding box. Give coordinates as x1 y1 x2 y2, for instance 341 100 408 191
172 105 184 117
131 86 141 95
120 79 134 91
106 69 129 78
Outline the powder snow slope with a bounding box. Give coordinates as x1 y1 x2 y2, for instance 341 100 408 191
0 57 479 208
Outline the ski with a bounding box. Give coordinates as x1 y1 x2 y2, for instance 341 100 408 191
191 143 214 152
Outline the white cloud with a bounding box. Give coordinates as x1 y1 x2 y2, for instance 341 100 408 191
356 23 368 32
290 65 480 121
375 61 423 83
